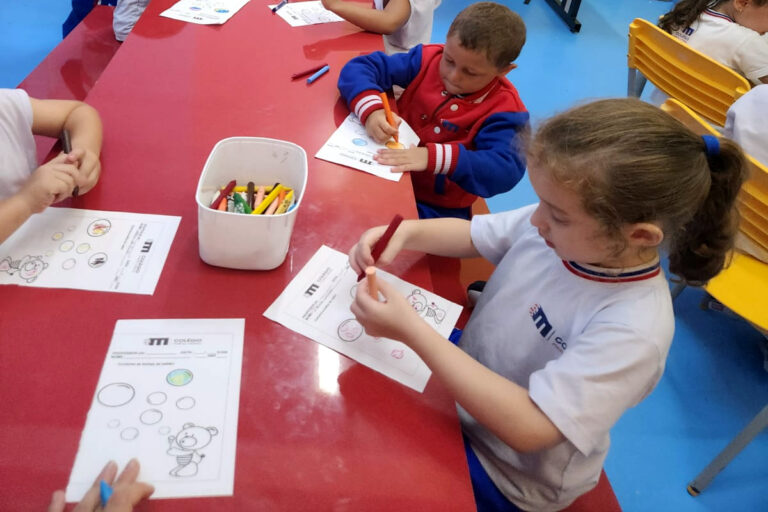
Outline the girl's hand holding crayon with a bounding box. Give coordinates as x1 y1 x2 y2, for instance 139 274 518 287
365 109 402 144
373 145 428 173
64 146 102 195
20 153 80 213
350 276 421 341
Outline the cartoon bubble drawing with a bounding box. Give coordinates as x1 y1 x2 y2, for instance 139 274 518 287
140 409 163 425
52 232 63 241
337 318 363 342
76 243 91 254
62 258 76 270
147 392 167 405
120 427 139 441
107 419 120 429
97 383 135 407
87 219 112 237
352 138 368 146
88 253 108 268
59 240 74 252
176 396 196 410
167 369 193 386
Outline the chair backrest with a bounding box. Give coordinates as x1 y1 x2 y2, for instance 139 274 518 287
629 18 751 126
661 98 768 256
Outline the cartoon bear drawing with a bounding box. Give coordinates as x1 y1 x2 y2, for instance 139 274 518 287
167 423 219 477
0 255 48 283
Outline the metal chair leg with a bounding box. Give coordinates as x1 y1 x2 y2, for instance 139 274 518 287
687 405 768 496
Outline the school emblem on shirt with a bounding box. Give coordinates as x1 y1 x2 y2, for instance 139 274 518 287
529 304 567 353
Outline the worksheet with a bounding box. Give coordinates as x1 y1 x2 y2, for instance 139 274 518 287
66 319 244 500
161 0 250 25
264 245 462 392
269 1 344 27
0 208 180 294
315 113 420 181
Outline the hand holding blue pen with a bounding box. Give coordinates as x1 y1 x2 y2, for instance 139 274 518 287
307 65 330 84
272 0 288 13
47 459 154 512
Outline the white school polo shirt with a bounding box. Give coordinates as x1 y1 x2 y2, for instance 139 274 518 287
374 0 441 54
458 204 674 511
0 89 37 200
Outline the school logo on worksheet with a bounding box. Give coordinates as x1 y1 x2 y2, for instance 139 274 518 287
145 337 169 346
529 304 567 353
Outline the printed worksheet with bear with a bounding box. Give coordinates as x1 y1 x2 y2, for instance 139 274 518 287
0 207 180 294
264 245 462 392
66 319 244 500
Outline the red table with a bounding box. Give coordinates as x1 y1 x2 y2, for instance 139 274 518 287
0 2 475 510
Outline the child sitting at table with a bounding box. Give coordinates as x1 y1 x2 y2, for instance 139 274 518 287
347 98 748 511
338 1 529 219
658 0 768 85
0 88 103 244
321 0 440 55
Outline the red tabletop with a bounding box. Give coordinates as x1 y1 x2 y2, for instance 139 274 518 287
0 2 475 510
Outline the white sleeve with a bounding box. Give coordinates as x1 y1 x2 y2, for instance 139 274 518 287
0 88 33 134
733 31 768 83
470 203 537 265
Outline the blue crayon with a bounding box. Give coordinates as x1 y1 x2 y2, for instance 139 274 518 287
100 480 113 507
306 65 330 85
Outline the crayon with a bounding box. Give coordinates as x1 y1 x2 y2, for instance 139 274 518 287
357 214 404 281
307 65 330 85
61 130 79 198
252 184 284 214
255 185 265 207
378 92 398 143
100 480 113 507
264 195 281 215
272 0 287 13
227 196 235 212
230 185 276 193
274 190 295 214
211 180 236 209
247 182 255 209
365 267 378 299
233 191 253 214
292 63 328 80
217 197 228 211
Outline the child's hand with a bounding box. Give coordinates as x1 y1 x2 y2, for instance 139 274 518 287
374 145 428 172
349 223 406 274
64 147 102 195
351 277 421 341
47 459 154 512
365 109 401 144
18 154 79 214
320 0 341 11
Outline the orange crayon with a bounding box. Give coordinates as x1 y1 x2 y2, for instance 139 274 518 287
378 92 399 144
365 267 378 299
264 195 281 215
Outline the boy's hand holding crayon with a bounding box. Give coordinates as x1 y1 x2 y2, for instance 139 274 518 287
350 274 421 341
365 109 402 145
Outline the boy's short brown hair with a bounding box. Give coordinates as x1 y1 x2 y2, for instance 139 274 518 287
447 2 526 69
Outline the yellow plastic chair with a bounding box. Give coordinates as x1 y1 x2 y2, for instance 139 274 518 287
661 98 768 495
629 18 751 126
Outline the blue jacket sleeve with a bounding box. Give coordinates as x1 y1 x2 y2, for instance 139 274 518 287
449 112 529 198
337 45 423 105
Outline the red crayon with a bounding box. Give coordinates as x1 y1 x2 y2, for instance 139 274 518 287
211 180 236 210
357 214 404 281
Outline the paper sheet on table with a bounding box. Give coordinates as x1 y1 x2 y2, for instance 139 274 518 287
160 0 250 25
315 113 420 181
66 318 244 500
264 245 462 392
0 208 179 294
269 1 344 26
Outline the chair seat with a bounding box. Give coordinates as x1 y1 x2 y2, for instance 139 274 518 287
706 252 768 331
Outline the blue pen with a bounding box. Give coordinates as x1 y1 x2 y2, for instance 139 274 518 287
272 0 288 13
100 480 113 507
306 65 330 85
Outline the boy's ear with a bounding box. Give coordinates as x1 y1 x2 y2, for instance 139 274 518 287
626 222 664 248
497 63 517 76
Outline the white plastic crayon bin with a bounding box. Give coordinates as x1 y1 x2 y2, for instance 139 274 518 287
196 137 308 270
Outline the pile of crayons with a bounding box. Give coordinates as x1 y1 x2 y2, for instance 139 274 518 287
209 180 296 215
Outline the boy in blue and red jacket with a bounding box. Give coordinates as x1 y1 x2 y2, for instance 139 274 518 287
338 1 529 219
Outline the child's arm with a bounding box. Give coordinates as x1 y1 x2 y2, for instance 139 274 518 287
374 111 529 191
349 217 479 275
29 97 103 195
321 0 411 35
351 278 565 453
0 153 79 244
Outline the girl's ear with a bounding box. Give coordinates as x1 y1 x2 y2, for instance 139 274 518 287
626 222 664 248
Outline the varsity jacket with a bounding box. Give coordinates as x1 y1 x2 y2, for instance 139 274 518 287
338 44 529 209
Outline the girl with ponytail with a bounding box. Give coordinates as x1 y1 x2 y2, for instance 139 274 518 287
346 98 748 511
658 0 768 84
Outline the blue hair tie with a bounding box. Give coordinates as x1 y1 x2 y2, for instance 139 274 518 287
702 135 720 157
